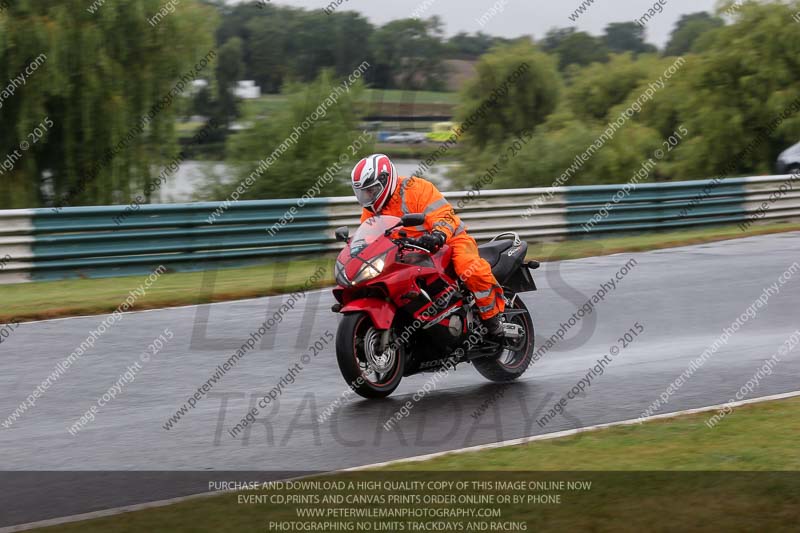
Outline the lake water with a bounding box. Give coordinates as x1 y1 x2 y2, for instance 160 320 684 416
161 159 459 203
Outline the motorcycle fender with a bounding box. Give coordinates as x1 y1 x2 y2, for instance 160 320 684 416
341 298 396 330
506 265 537 293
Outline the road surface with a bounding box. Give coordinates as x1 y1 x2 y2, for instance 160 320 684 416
2 232 799 527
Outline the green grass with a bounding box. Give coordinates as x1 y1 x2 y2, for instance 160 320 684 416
2 221 798 323
240 94 288 117
1 259 333 323
241 90 458 118
527 221 800 262
174 121 206 136
361 89 458 105
32 397 800 532
383 396 800 472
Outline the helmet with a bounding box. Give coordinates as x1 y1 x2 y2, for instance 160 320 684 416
351 154 397 212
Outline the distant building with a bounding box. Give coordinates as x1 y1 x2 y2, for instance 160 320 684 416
234 80 261 100
190 79 209 96
442 60 477 91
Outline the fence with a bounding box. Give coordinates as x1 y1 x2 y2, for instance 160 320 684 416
1 175 798 284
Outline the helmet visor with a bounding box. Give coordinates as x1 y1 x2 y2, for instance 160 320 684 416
354 182 384 208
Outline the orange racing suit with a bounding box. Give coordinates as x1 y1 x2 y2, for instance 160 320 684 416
360 176 505 319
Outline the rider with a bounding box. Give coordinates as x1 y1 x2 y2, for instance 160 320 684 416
351 153 505 337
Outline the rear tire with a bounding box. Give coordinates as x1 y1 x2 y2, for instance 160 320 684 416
473 296 534 383
336 313 404 399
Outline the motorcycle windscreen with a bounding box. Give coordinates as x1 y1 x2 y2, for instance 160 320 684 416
348 215 401 256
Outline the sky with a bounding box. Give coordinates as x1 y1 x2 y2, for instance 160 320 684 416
227 0 722 47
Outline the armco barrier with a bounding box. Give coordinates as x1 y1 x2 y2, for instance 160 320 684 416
0 175 798 284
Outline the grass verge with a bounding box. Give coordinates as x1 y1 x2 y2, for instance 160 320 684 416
1 259 333 323
528 221 800 261
361 89 458 105
2 222 798 323
32 396 800 532
242 90 457 118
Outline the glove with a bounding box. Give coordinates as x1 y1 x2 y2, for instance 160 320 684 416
415 231 446 252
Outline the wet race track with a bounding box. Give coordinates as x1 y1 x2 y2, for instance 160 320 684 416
2 232 799 527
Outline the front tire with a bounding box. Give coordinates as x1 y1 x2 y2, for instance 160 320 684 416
336 313 404 399
473 296 534 382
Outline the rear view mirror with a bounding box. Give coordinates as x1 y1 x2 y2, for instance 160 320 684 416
401 213 425 227
334 226 350 243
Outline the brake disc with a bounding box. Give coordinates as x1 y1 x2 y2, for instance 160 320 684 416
364 327 396 374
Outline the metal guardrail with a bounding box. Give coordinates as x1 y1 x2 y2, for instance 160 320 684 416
1 175 798 284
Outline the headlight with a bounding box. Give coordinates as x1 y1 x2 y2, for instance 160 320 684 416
335 260 349 287
352 252 388 285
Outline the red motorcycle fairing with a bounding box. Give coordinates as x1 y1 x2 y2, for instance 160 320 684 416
340 298 395 330
334 215 464 334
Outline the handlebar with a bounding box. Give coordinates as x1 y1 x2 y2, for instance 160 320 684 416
393 237 431 253
391 233 434 253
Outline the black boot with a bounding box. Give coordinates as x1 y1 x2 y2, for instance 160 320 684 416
483 314 505 339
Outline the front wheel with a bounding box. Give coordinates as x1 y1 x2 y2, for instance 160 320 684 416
473 295 534 382
336 313 404 399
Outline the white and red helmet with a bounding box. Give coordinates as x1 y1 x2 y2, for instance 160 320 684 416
351 153 397 212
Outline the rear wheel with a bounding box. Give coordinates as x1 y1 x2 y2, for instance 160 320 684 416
336 313 404 398
473 296 534 382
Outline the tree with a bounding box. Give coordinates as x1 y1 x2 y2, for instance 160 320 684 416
670 1 800 179
486 117 662 189
446 32 510 59
603 22 658 55
456 42 561 151
327 12 377 81
369 17 446 90
540 27 574 53
217 3 375 93
541 27 609 70
566 54 653 121
0 0 217 208
243 7 295 93
214 37 245 127
204 71 373 200
664 12 724 56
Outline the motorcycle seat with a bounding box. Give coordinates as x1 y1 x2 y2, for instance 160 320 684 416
477 240 514 267
479 239 529 285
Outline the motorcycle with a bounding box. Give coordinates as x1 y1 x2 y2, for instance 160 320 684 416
331 213 539 398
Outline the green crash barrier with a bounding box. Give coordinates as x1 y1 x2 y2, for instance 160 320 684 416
0 175 797 284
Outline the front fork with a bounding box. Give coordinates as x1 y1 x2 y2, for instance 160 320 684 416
379 329 392 353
